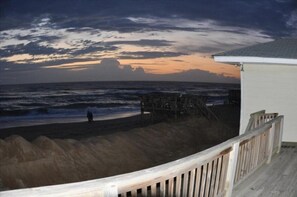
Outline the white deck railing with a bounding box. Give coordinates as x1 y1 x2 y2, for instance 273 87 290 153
0 113 284 197
245 110 278 132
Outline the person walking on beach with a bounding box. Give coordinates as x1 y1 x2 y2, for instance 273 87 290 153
87 109 93 122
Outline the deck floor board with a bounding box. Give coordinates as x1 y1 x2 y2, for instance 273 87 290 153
232 144 297 197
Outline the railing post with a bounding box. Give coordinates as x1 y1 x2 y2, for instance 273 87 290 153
277 117 284 154
224 142 239 197
267 123 275 164
103 184 118 197
245 117 255 133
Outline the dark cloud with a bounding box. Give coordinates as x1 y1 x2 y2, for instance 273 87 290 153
107 39 174 47
0 41 118 58
0 58 99 73
0 38 174 59
68 39 173 56
0 58 239 85
71 45 118 56
62 17 149 33
0 42 71 57
173 59 186 62
0 0 296 36
181 45 222 54
15 35 61 43
119 51 186 59
0 60 41 73
185 44 245 54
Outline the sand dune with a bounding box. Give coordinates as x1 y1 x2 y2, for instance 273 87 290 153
0 117 236 190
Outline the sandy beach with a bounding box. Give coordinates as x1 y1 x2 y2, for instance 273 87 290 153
0 104 239 190
0 114 156 141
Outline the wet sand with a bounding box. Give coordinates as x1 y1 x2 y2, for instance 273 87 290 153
0 104 239 190
0 114 157 141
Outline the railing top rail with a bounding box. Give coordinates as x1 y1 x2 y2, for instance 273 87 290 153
0 115 284 197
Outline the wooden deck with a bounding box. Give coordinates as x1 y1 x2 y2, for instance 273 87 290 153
232 143 297 197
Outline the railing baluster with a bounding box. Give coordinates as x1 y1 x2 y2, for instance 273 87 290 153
130 190 137 197
194 167 202 197
188 169 196 197
218 154 229 194
267 123 275 164
214 157 222 196
224 142 239 197
234 153 239 183
209 158 218 197
176 174 182 197
151 183 157 197
277 117 284 153
142 186 148 196
199 164 207 197
168 178 174 197
240 143 247 179
243 140 250 176
182 171 189 196
248 138 254 173
204 161 213 197
254 134 260 167
234 145 242 183
159 181 165 197
258 133 264 163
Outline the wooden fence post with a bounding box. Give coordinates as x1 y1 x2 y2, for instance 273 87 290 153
277 117 284 154
224 142 239 197
267 123 275 164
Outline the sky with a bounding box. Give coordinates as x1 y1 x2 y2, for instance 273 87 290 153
0 0 296 85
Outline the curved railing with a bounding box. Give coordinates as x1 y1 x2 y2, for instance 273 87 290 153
0 113 284 197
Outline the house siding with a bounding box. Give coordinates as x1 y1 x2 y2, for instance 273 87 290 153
240 63 297 142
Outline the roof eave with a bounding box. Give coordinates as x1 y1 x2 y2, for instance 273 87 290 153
213 56 297 65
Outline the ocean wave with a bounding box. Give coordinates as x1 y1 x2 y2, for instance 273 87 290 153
0 102 139 117
52 102 132 109
0 96 25 101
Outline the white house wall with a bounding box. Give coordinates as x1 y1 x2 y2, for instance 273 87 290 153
240 63 297 142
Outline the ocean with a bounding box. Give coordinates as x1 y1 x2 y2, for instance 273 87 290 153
0 81 239 129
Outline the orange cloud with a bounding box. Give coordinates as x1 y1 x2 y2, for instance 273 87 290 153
119 54 240 78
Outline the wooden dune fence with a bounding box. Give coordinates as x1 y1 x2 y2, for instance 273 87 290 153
0 113 284 197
